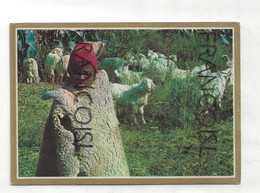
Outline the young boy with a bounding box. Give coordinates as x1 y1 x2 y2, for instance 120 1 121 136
36 43 129 177
66 43 97 90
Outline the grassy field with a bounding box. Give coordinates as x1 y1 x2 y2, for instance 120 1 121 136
18 82 233 177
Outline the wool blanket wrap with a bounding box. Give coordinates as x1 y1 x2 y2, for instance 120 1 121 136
36 70 129 177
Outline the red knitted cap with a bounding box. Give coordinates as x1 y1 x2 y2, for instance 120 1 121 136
67 42 98 73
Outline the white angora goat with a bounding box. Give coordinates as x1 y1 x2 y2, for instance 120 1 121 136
45 47 63 84
23 58 40 83
111 78 155 125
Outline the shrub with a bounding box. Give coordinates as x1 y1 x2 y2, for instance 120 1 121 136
145 75 201 132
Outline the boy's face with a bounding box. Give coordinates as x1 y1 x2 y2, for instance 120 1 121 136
69 63 95 90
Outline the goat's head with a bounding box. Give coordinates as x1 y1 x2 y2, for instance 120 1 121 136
220 68 232 83
114 65 129 77
169 54 178 62
26 58 36 68
221 55 229 61
221 55 233 67
141 78 156 93
147 50 153 56
27 58 33 63
114 69 120 77
26 60 33 70
52 48 63 57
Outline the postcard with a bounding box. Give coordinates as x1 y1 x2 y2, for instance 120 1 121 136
10 22 240 184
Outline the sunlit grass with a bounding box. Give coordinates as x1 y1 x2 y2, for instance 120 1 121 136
18 82 233 177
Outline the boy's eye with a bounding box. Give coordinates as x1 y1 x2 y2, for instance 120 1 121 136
74 71 92 76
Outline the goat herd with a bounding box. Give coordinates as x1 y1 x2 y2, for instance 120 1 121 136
21 41 233 125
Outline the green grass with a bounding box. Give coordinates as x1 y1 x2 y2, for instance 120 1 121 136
18 82 60 177
120 121 233 176
18 82 233 177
